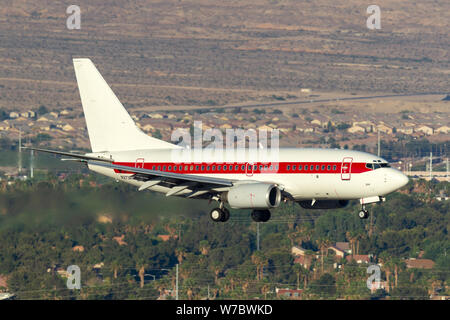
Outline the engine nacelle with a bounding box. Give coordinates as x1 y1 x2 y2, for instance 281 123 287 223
223 183 282 209
298 200 349 209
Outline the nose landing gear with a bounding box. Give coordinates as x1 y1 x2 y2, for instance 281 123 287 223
358 205 369 219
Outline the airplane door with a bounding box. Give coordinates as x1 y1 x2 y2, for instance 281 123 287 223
135 158 145 168
341 157 353 180
245 162 254 177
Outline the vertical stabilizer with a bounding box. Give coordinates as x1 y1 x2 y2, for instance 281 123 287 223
73 58 179 152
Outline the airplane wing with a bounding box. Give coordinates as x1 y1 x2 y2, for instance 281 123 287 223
89 160 234 198
22 147 114 163
90 161 233 187
28 147 281 199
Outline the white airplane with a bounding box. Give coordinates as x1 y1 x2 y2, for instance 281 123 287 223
29 59 409 223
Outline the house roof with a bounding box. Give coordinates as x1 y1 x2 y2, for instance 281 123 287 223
346 255 370 263
405 258 435 269
335 242 350 251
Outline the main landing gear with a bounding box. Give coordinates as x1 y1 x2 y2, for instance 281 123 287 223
209 204 230 222
209 204 272 223
358 205 369 219
251 209 271 222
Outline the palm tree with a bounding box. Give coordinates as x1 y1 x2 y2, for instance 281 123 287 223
175 248 186 264
111 259 120 279
293 263 302 289
391 257 405 289
199 240 210 255
251 251 267 281
136 260 147 288
379 252 393 293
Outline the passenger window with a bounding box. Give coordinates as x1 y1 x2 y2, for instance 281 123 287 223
163 165 166 171
230 165 233 170
201 166 205 171
152 165 155 170
168 166 172 170
321 165 325 170
235 165 238 171
316 165 319 170
218 165 221 170
299 165 302 170
190 165 194 171
287 165 290 170
195 165 199 170
293 165 296 170
207 166 210 171
327 165 331 170
241 165 245 171
304 165 308 170
158 166 161 171
184 165 188 171
333 165 337 170
223 166 227 171
212 165 216 171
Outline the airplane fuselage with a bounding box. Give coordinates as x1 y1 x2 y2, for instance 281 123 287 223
88 148 408 201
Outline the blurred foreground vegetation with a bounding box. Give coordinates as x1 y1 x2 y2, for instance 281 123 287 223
0 174 448 300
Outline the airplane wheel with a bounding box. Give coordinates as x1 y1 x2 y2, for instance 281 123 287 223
251 210 271 222
358 210 369 219
210 208 223 222
210 208 229 222
221 208 230 222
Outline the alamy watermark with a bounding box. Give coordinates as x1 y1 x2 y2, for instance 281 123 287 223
366 264 381 291
66 5 81 30
366 5 381 30
66 265 81 289
169 121 280 165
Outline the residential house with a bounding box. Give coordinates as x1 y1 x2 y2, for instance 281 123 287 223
376 124 393 135
157 234 178 242
335 242 351 253
397 126 414 135
276 288 303 300
435 126 450 134
257 125 274 132
113 235 127 246
328 246 346 259
72 245 85 252
405 258 435 269
346 254 371 264
347 125 365 134
9 112 19 119
294 255 313 269
291 246 306 256
416 125 434 135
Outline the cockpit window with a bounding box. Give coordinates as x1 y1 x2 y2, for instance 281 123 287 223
366 162 390 170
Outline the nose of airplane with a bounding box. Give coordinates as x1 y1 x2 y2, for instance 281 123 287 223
392 170 409 190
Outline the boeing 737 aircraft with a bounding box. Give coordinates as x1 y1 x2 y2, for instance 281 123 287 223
28 59 409 223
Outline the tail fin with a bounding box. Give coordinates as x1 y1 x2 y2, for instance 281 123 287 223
73 58 179 152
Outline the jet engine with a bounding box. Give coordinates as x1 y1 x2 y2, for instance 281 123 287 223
298 200 349 209
223 183 282 209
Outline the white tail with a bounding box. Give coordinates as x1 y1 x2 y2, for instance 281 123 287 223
73 58 179 152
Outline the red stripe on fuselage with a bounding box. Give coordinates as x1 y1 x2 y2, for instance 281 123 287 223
112 162 371 175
